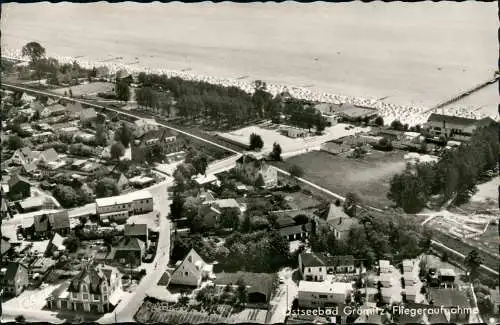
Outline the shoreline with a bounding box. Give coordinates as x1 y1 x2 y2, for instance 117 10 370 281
3 48 492 127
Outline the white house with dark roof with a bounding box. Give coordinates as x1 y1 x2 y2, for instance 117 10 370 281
95 190 153 223
326 203 359 240
299 252 355 281
169 248 214 287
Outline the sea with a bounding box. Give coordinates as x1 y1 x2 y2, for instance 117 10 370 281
1 2 497 116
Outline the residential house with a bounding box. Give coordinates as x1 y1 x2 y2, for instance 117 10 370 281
80 108 98 126
0 262 29 296
47 263 122 313
322 114 339 126
379 260 391 274
298 281 353 308
197 189 215 203
274 214 311 241
280 126 308 138
66 102 84 118
11 147 38 166
109 237 145 267
45 233 66 257
377 129 402 142
131 129 181 162
211 198 243 215
321 142 351 155
193 174 221 187
95 190 154 223
425 113 496 141
235 154 278 188
33 211 71 239
110 172 129 190
299 252 355 281
7 174 31 201
437 268 456 286
39 148 59 164
30 257 57 280
325 203 359 240
133 119 159 138
128 176 155 188
41 104 66 118
124 224 149 246
214 272 275 306
170 248 214 287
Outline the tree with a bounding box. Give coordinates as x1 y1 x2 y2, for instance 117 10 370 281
53 185 80 208
270 142 282 161
7 135 22 150
192 154 209 175
110 142 125 161
116 79 131 102
95 178 119 198
95 123 108 146
21 42 46 63
78 216 88 227
236 278 248 306
170 193 185 220
465 249 482 280
288 164 304 179
220 208 240 229
343 192 360 218
63 236 80 253
390 120 404 131
249 133 264 151
114 122 133 148
254 174 265 187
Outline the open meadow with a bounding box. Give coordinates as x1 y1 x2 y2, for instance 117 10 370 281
277 150 407 208
52 82 114 97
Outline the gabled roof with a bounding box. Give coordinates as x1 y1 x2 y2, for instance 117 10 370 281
116 237 145 251
427 113 477 126
326 203 351 222
48 233 66 251
68 264 107 294
124 223 148 237
66 102 84 114
8 174 30 188
173 248 206 274
39 148 59 162
34 211 70 232
4 262 28 281
15 147 36 160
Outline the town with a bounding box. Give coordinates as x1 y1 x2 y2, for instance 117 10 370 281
0 37 498 325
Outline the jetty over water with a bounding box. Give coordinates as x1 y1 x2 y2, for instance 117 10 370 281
422 75 499 115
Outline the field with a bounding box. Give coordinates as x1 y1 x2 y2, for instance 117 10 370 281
218 123 369 156
52 82 114 97
276 150 407 208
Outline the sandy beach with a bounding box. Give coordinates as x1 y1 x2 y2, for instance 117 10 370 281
1 2 497 125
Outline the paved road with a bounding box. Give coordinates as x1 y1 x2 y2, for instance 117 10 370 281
98 180 172 323
268 268 298 324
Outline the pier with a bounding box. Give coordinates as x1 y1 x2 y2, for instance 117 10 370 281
422 75 499 115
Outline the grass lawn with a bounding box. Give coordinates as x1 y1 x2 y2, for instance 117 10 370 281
465 223 500 258
277 150 407 208
52 82 114 97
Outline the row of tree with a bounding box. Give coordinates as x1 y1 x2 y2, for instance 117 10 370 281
388 122 498 213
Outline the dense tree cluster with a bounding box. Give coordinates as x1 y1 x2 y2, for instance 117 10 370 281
283 100 326 133
95 177 120 198
52 184 92 208
249 133 264 151
310 212 430 268
388 123 498 212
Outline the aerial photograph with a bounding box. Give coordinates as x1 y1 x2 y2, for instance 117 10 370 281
0 1 498 324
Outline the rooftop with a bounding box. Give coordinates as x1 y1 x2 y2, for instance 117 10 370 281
213 198 240 209
299 281 352 294
95 190 153 207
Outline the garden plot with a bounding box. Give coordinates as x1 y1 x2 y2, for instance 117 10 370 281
424 210 494 239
